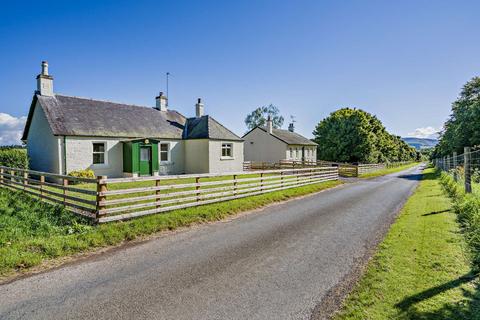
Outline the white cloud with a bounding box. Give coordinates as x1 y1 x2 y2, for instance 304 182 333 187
0 113 27 145
407 126 440 139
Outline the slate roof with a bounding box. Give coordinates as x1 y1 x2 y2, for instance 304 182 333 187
184 116 243 141
244 126 317 146
22 94 242 142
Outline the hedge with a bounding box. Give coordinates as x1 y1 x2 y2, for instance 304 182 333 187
0 148 28 169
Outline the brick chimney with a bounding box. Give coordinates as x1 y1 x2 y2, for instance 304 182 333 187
155 92 168 111
36 61 54 96
288 122 295 132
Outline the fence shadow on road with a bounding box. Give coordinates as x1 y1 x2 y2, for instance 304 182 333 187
394 271 480 319
397 173 436 182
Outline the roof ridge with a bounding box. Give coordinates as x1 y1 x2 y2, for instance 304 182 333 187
54 93 185 118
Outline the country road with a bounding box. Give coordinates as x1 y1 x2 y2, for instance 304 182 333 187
0 165 423 320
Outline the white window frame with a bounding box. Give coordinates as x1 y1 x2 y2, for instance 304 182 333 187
221 142 234 159
289 148 293 159
159 142 171 163
92 141 108 167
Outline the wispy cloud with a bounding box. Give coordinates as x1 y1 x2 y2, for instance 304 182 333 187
407 126 439 139
0 113 27 145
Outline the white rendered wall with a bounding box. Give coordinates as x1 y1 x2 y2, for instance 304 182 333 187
184 139 209 173
65 137 124 177
26 102 61 174
158 139 184 175
243 128 287 162
208 140 244 173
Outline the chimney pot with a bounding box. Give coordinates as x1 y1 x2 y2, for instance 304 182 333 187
36 61 53 96
288 122 295 132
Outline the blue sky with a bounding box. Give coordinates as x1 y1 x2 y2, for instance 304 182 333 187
0 0 479 144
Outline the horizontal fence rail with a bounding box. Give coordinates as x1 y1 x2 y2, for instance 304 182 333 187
0 166 97 218
96 167 339 223
244 160 412 177
0 160 412 223
0 165 340 223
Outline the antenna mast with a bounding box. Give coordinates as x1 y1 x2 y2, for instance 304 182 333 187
166 72 170 106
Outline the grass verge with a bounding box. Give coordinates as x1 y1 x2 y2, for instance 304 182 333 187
359 162 420 179
335 168 480 319
0 179 341 279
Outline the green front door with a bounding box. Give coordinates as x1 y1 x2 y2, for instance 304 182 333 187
139 146 152 176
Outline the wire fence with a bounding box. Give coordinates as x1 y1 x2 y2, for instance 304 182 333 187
433 146 480 193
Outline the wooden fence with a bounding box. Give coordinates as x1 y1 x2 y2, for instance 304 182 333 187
0 166 97 218
96 167 339 223
244 160 414 177
244 160 340 171
0 165 339 223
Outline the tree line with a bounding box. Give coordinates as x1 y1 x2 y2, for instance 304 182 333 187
312 108 419 163
245 105 419 164
434 77 480 157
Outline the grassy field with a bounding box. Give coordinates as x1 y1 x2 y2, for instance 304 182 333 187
0 179 341 279
335 168 480 319
359 162 420 179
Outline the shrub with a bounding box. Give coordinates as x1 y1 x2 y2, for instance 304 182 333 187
452 194 480 267
0 148 28 169
68 169 95 184
439 172 463 200
439 170 480 268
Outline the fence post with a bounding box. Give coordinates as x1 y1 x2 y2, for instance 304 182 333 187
40 175 45 199
355 165 359 177
96 176 107 221
280 171 284 187
0 168 3 185
62 178 68 206
10 170 14 183
155 179 161 209
233 174 237 195
260 172 264 191
196 177 200 202
23 172 28 190
453 152 458 181
465 147 472 193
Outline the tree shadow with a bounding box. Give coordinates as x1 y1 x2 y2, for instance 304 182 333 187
394 272 480 319
422 209 451 216
398 173 437 181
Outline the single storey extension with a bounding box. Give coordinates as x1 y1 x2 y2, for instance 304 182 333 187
22 61 244 178
242 118 317 163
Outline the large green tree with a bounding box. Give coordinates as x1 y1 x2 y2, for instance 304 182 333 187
435 77 480 157
313 108 418 163
244 104 284 130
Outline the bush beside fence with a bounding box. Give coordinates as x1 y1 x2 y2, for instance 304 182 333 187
0 148 28 169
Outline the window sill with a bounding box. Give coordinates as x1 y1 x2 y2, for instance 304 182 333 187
159 161 174 165
220 157 234 161
92 163 109 168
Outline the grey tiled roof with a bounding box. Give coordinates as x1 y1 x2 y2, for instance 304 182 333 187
250 126 318 146
22 94 241 141
184 116 243 141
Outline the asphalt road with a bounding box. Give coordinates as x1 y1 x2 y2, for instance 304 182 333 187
0 165 423 320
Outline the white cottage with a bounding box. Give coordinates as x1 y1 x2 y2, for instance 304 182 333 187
22 62 244 178
243 118 318 163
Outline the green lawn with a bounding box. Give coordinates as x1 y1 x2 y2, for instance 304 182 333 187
335 168 480 320
0 178 341 279
359 162 420 179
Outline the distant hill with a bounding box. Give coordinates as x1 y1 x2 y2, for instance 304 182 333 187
402 137 438 150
